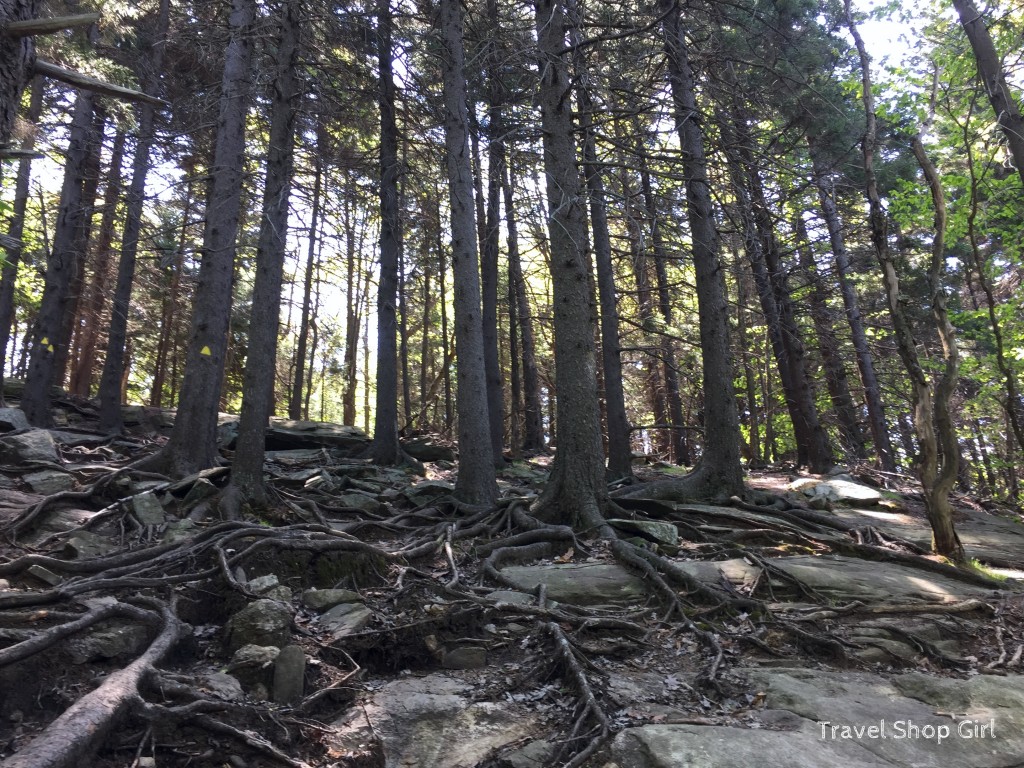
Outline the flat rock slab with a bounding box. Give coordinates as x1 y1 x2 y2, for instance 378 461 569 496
831 506 1024 569
614 667 1024 767
328 675 539 768
676 555 1010 605
497 563 649 606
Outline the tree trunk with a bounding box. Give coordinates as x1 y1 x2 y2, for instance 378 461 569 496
650 0 744 498
720 108 834 473
481 14 507 463
22 89 94 426
808 138 895 470
0 0 39 148
793 214 865 459
440 0 497 504
503 154 544 451
150 183 190 408
0 75 43 405
951 0 1024 187
342 169 360 426
98 0 170 432
636 139 689 466
961 129 1024 453
289 128 323 420
159 0 254 472
55 105 104 390
437 191 454 437
846 1 963 560
366 0 405 465
229 0 300 505
570 9 632 481
734 245 762 465
532 0 609 531
70 128 125 397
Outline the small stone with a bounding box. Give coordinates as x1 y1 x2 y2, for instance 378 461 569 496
199 671 245 701
441 647 487 670
228 754 248 768
405 480 455 500
67 621 150 663
250 683 269 701
163 519 197 544
138 758 156 768
0 579 10 590
63 531 116 559
131 492 166 526
302 588 363 611
807 494 832 511
247 574 280 593
26 564 61 586
608 518 679 545
183 478 218 505
334 493 384 515
262 586 293 602
225 599 292 652
227 644 281 671
486 590 536 606
272 645 307 704
319 602 373 638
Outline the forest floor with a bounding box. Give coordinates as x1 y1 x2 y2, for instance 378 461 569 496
0 398 1023 768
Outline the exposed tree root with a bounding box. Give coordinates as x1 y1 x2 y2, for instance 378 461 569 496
543 617 611 767
3 598 187 768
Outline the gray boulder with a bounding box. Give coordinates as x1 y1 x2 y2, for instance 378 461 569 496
0 430 59 464
302 588 363 611
0 407 29 432
225 600 292 653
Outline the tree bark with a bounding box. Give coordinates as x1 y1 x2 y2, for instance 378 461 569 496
366 0 404 465
342 168 360 426
439 0 497 504
229 0 300 506
846 0 963 560
22 88 94 426
532 0 609 532
0 0 39 148
159 0 254 472
570 6 633 481
70 127 125 397
150 183 190 408
808 138 895 470
648 0 744 498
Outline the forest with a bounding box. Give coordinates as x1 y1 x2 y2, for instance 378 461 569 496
1 0 1024 765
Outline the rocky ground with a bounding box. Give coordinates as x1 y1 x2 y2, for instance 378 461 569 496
0 399 1022 768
